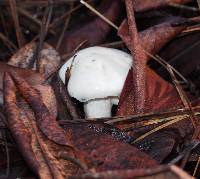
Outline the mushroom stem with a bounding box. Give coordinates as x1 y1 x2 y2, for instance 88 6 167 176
84 99 112 118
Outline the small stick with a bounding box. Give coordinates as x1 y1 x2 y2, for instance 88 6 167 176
169 3 199 12
193 156 200 177
125 0 147 114
30 0 54 70
56 2 74 50
17 7 56 36
9 0 25 47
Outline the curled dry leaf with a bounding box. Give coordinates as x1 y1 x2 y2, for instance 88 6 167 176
32 84 58 119
133 0 192 12
50 0 121 55
9 71 72 147
4 73 42 176
118 17 187 62
0 61 45 104
8 42 61 78
4 73 79 178
0 62 57 118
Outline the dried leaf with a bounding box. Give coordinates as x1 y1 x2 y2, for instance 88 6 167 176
4 73 80 178
118 17 187 62
8 42 61 78
9 71 73 147
4 72 43 177
117 68 181 116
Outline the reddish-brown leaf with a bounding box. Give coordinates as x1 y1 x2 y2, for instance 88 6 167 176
117 68 181 116
4 73 79 178
118 17 187 63
8 42 61 78
133 0 192 12
4 73 44 177
9 71 73 147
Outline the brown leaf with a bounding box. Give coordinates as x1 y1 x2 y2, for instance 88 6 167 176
118 17 187 63
8 42 61 78
0 62 45 91
34 84 57 119
4 72 44 177
9 71 73 147
117 68 181 116
59 121 158 171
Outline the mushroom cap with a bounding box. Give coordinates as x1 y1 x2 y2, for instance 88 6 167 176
59 46 132 102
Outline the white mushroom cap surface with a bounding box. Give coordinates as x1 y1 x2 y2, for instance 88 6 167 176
59 46 132 103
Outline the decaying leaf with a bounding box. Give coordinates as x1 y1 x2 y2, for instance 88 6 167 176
8 42 61 78
4 72 79 178
117 68 181 115
118 17 187 62
9 71 72 147
0 61 45 105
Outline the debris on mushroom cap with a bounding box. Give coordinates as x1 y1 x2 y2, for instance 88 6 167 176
8 42 61 78
59 46 132 103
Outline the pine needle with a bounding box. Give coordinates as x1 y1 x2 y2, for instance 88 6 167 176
80 0 119 30
132 114 190 143
193 156 200 177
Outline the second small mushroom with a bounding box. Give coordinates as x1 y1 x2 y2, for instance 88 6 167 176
59 46 132 118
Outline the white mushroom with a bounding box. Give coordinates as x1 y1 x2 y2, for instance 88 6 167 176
59 46 132 118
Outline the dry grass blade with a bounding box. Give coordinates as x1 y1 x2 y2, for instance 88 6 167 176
181 25 200 35
56 2 74 50
169 3 199 11
193 156 200 176
17 7 56 36
80 0 119 30
9 0 25 48
144 49 188 84
30 0 53 70
167 65 198 129
132 114 190 143
49 1 92 30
